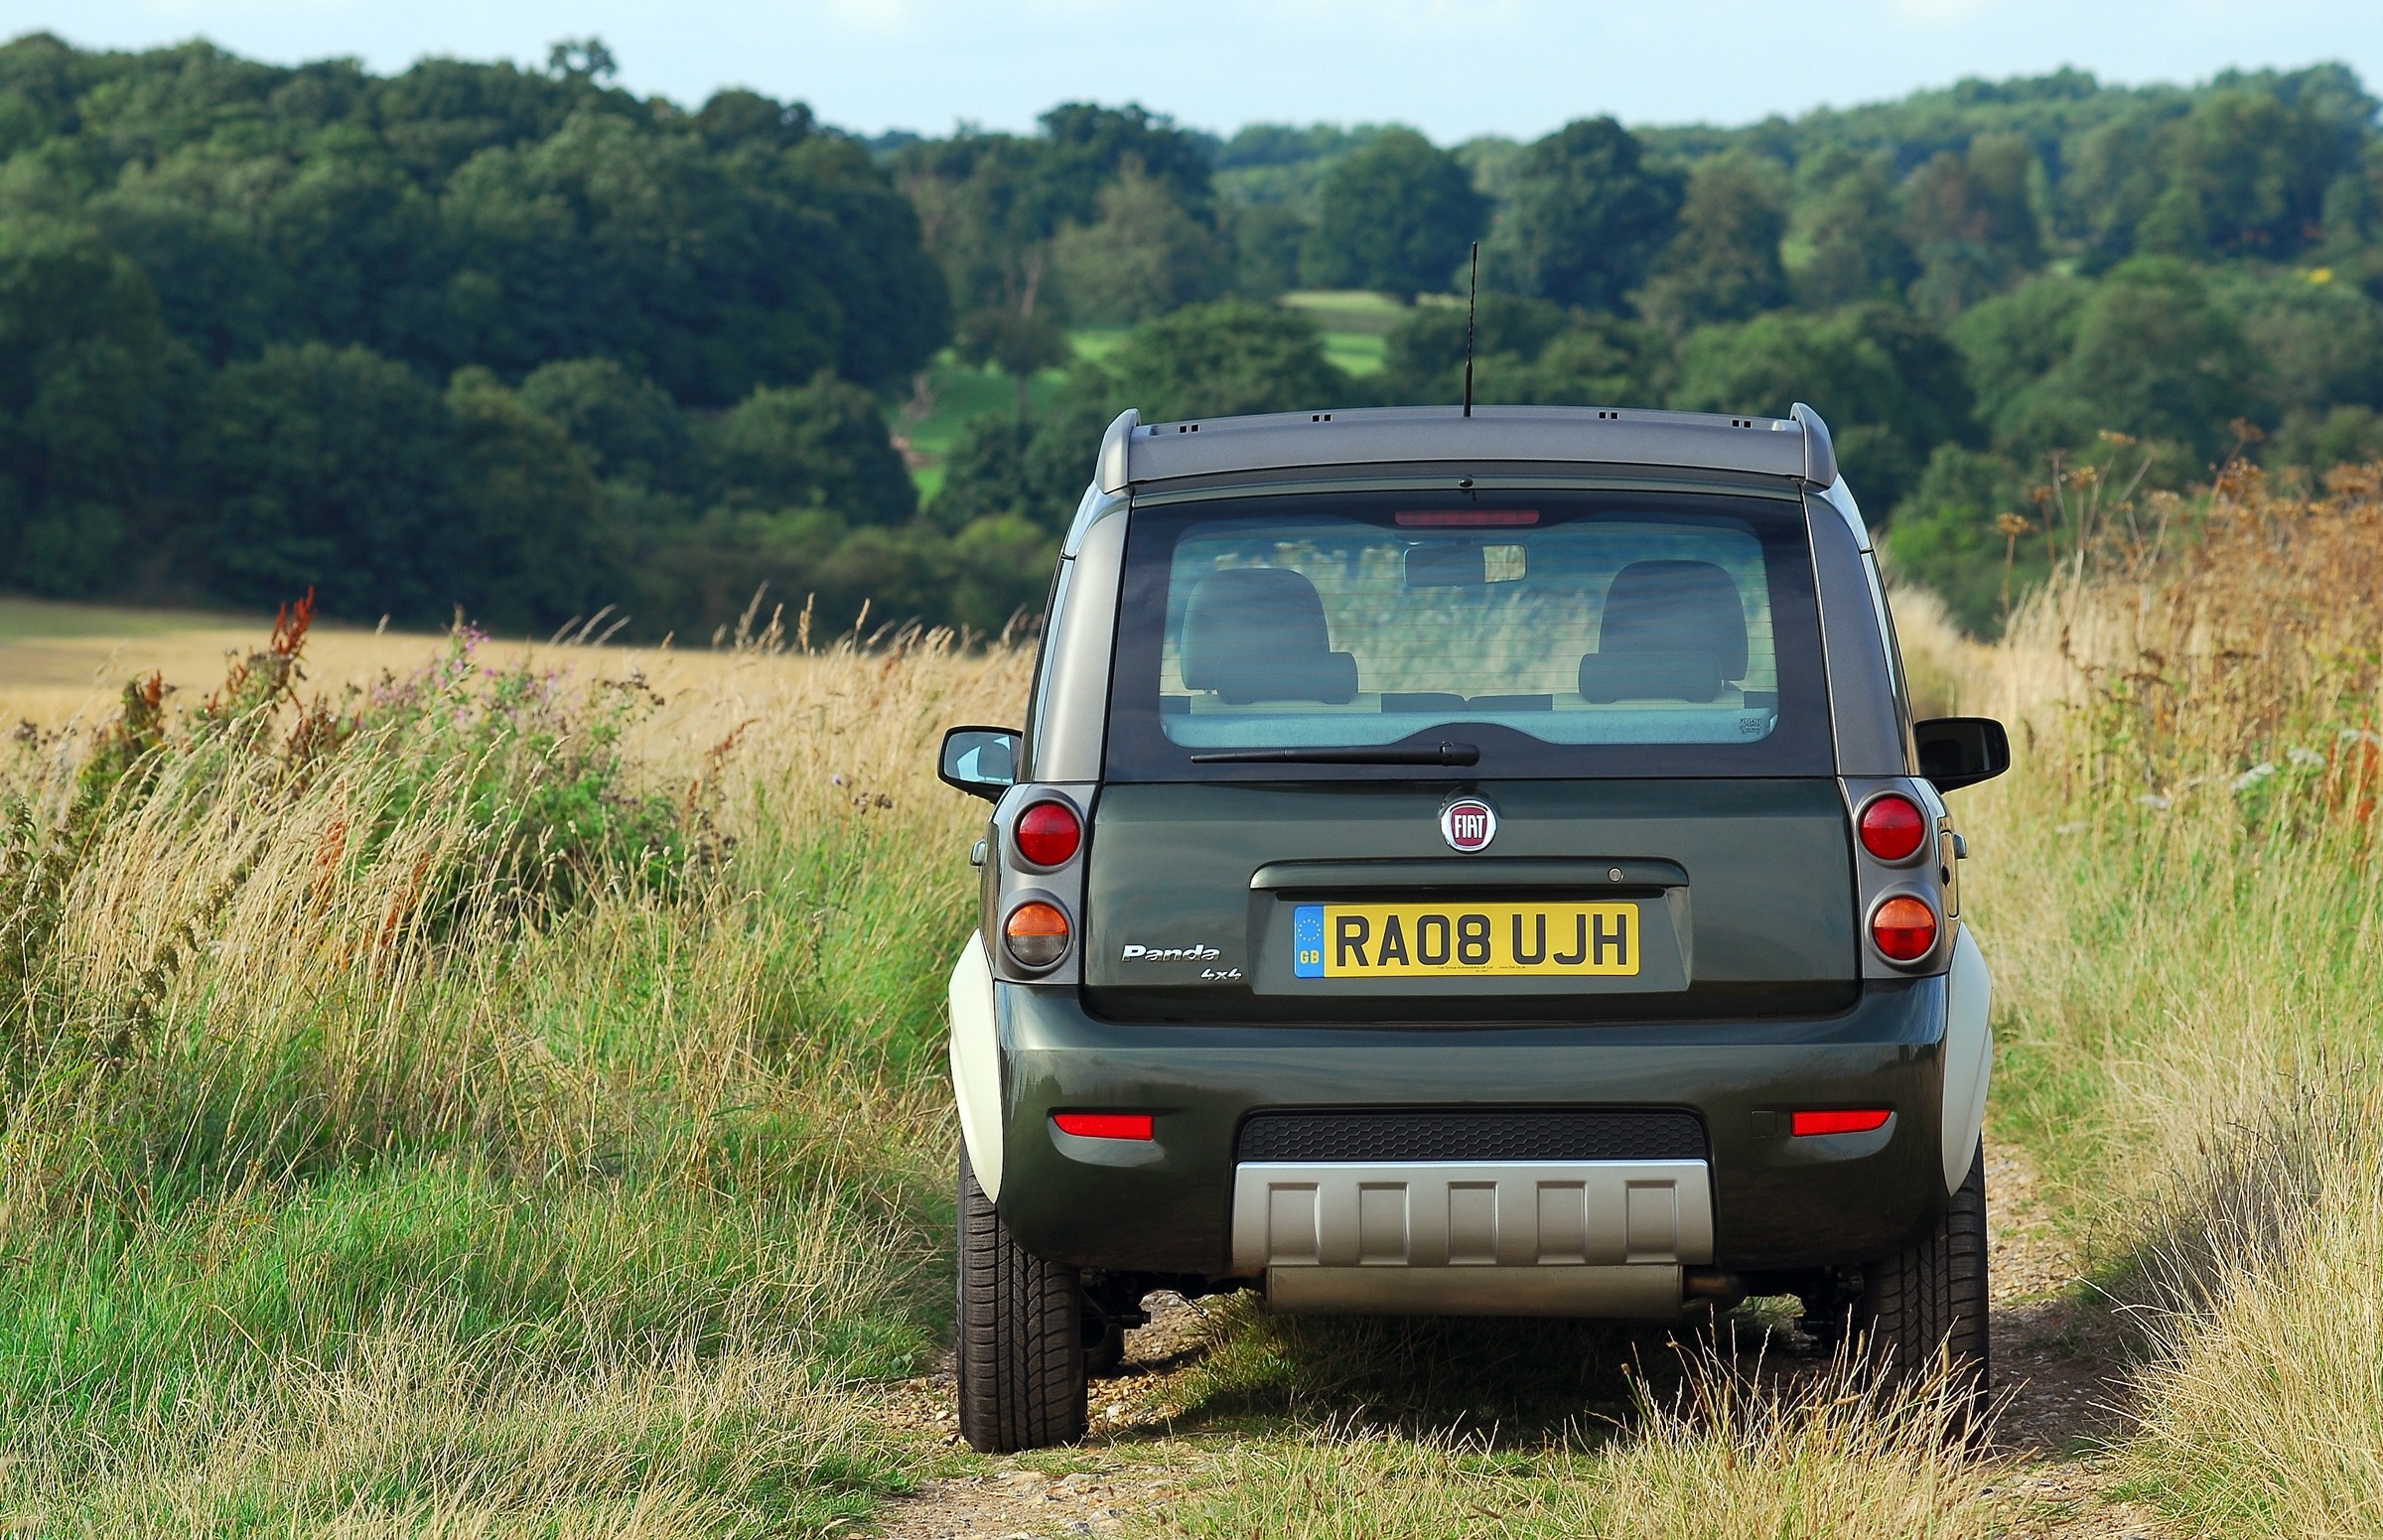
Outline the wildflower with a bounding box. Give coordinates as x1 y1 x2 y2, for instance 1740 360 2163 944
2339 728 2382 747
2134 794 2171 810
2231 763 2277 792
2287 747 2325 768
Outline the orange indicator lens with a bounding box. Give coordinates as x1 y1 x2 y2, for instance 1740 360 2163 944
1870 895 1939 961
1004 901 1070 968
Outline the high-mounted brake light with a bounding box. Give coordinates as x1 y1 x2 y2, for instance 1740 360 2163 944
1051 1112 1154 1141
1792 1108 1892 1137
1014 800 1082 868
1003 902 1071 969
1870 895 1939 961
1394 510 1540 527
1858 793 1927 862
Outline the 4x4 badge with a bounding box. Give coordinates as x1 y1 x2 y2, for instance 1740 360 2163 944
1440 797 1497 853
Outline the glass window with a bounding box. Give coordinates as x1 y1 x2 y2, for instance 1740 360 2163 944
1104 489 1831 780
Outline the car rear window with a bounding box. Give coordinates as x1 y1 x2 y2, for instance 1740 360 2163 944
1102 488 1832 780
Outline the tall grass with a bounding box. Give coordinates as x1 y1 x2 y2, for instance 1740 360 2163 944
1943 461 2383 1533
0 605 1029 1533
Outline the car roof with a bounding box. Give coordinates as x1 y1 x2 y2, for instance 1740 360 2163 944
1095 402 1839 495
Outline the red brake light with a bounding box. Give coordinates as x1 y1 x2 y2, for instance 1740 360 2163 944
1871 895 1939 961
1394 509 1539 526
1003 902 1071 968
1014 800 1082 867
1792 1108 1892 1137
1052 1112 1154 1141
1858 794 1927 861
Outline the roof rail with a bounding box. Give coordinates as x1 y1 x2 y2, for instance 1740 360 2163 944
1095 403 1841 491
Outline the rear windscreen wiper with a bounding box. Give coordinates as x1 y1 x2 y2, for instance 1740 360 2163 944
1189 741 1481 767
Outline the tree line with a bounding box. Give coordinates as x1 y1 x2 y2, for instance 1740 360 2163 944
5 32 2382 637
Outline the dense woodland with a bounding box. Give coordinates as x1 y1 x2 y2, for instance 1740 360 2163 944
4 34 2381 636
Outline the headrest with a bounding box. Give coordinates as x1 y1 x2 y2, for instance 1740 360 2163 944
1578 559 1750 704
1180 567 1359 705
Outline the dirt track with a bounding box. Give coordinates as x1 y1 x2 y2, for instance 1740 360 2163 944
869 1146 2154 1539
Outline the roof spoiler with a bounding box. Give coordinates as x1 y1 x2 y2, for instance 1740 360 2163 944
1094 402 1841 492
1789 402 1838 490
1097 408 1140 494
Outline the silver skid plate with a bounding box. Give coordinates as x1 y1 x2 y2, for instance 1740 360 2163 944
1231 1160 1714 1271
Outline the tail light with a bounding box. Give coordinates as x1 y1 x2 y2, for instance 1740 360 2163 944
1051 1112 1154 1141
1014 800 1082 868
1003 901 1071 969
1792 1108 1892 1136
1858 793 1927 862
1870 895 1939 961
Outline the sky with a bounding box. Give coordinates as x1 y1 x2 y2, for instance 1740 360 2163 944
9 0 2383 142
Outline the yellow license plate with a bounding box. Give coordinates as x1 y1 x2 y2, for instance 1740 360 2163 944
1292 902 1641 978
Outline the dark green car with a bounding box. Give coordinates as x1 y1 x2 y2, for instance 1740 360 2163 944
936 402 2009 1453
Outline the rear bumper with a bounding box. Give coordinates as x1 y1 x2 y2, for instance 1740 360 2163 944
994 979 1949 1278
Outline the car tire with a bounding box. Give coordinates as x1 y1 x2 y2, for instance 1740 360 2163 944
1858 1139 1989 1420
956 1146 1087 1453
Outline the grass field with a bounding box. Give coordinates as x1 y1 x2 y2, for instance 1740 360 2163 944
4 462 2380 1535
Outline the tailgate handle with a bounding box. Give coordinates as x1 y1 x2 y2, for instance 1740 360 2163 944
1250 859 1688 893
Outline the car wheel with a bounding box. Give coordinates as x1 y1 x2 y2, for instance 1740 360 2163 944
1858 1139 1989 1421
956 1145 1087 1453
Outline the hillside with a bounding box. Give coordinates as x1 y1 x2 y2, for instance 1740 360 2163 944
3 34 2381 638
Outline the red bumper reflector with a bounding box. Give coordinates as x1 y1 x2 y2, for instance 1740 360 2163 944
1051 1112 1154 1141
1792 1108 1892 1137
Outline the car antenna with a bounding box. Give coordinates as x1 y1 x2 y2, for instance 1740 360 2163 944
1462 240 1479 419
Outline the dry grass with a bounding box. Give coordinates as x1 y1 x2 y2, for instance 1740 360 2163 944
1942 461 2383 1535
1138 1350 2002 1540
0 600 1030 1532
16 451 2383 1539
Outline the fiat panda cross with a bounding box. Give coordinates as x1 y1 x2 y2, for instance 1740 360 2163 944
936 402 2009 1453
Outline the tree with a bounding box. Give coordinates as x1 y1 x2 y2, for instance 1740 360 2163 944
1480 118 1683 312
1672 303 1977 512
0 220 190 597
1960 259 2248 460
1880 446 2034 634
701 373 916 525
1097 299 1347 421
1376 296 1670 407
442 367 615 630
1300 127 1486 300
1635 152 1789 334
1048 161 1228 325
954 306 1072 420
2137 87 2357 259
185 342 457 620
517 356 695 493
1900 135 2042 317
1790 149 1917 308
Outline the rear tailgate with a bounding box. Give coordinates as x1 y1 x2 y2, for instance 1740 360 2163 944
1083 778 1855 1024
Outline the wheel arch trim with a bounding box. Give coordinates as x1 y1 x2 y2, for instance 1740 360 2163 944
949 931 1003 1200
1942 922 1993 1194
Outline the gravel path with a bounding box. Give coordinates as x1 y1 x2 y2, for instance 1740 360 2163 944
868 1144 2153 1539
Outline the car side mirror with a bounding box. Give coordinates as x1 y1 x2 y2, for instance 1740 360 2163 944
1913 716 2010 793
939 726 1020 800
